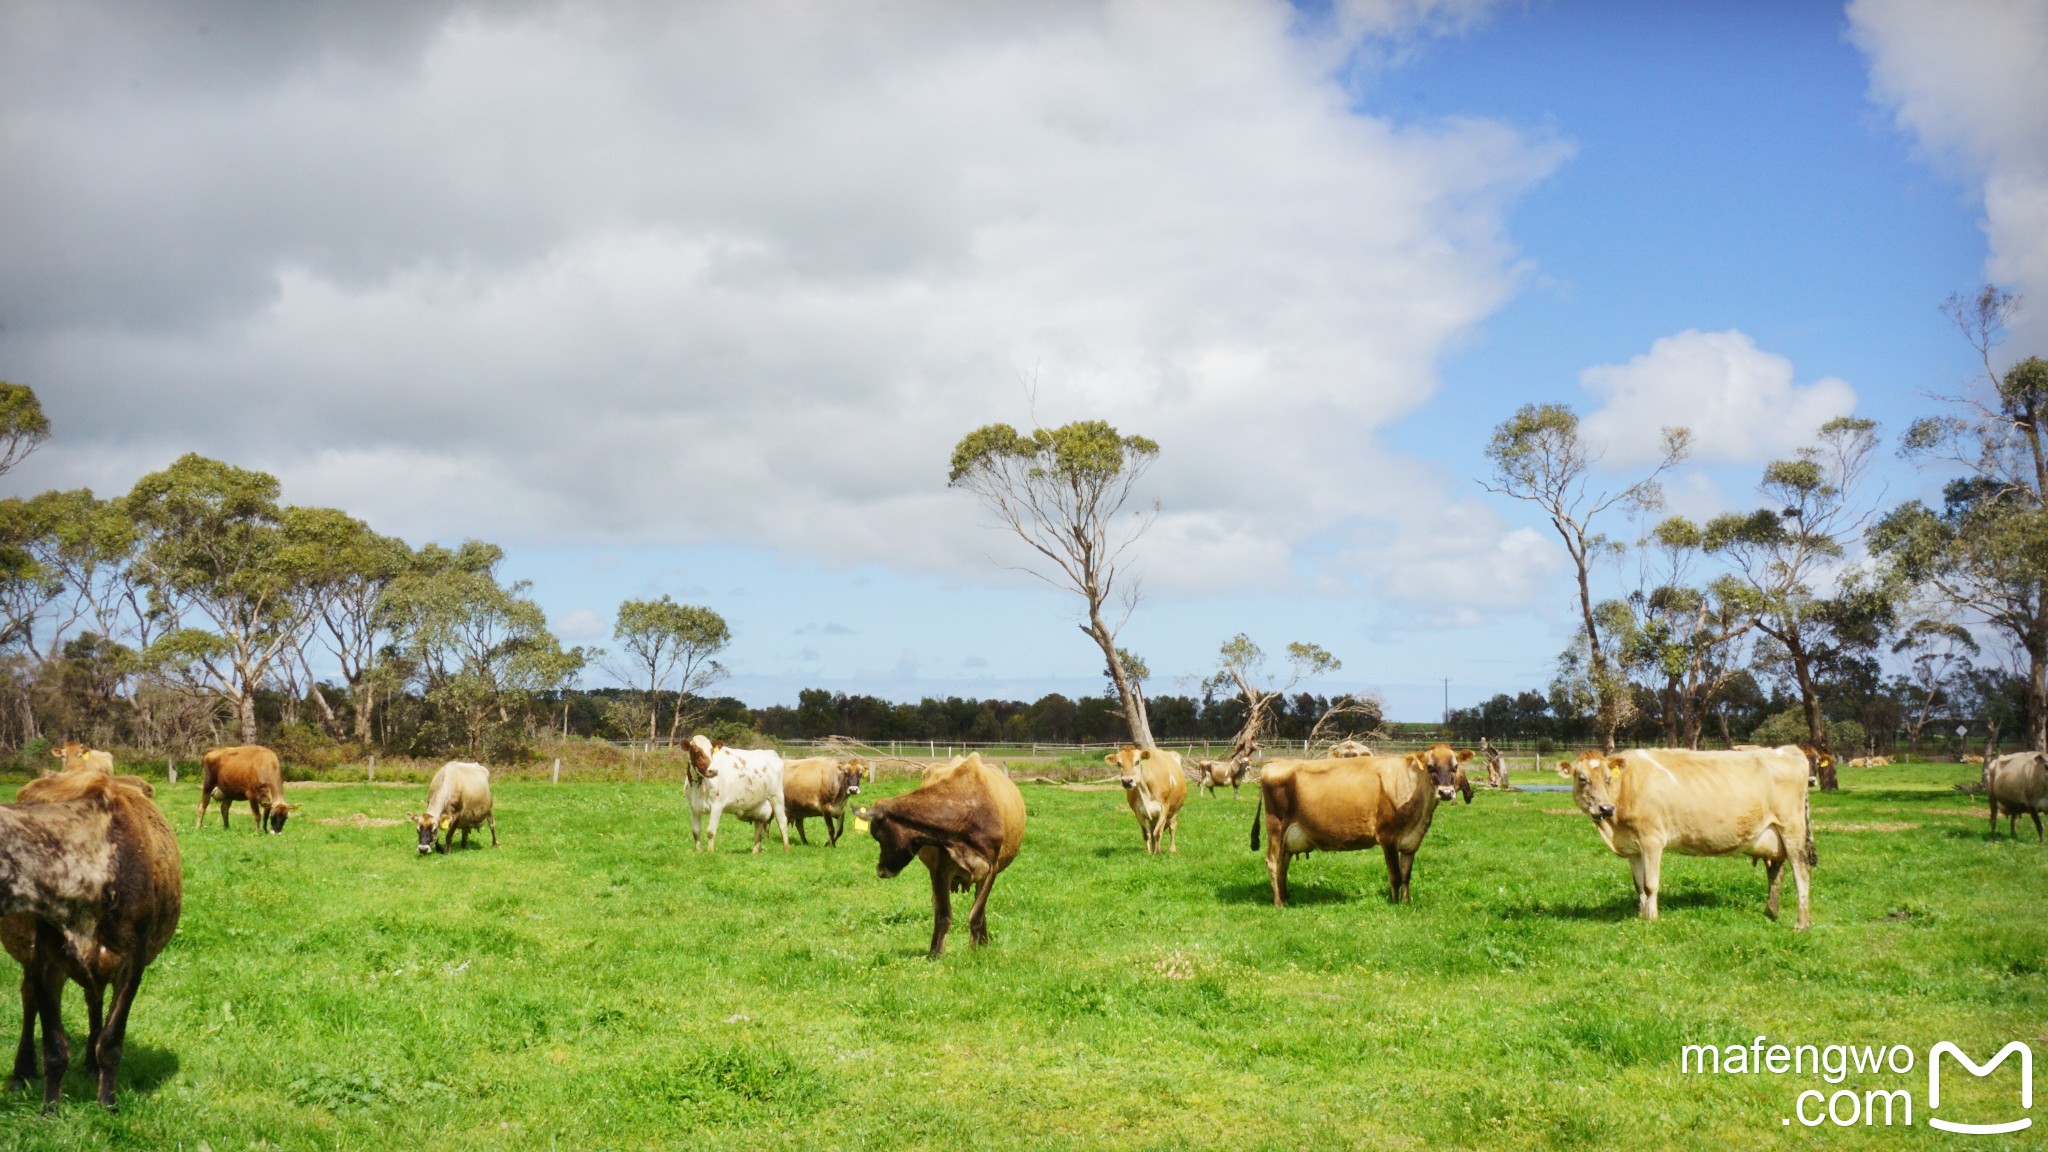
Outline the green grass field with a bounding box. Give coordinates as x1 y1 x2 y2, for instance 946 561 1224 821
2 761 2043 1150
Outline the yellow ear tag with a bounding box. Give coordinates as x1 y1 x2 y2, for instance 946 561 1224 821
440 816 453 830
853 816 870 834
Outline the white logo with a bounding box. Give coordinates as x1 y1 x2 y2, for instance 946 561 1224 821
1928 1041 2032 1135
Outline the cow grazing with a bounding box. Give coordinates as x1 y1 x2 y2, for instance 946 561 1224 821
1557 746 1815 929
410 761 496 854
685 735 789 853
780 756 863 846
1252 743 1472 907
1192 758 1250 797
854 753 1025 958
1327 739 1374 758
51 742 114 775
1105 745 1185 854
1985 751 2047 841
0 770 182 1111
196 745 297 834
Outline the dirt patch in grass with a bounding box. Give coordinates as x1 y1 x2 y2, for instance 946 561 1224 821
317 813 406 828
1814 821 1919 833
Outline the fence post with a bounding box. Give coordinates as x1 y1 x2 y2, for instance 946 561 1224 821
368 754 376 782
552 757 561 784
166 755 176 784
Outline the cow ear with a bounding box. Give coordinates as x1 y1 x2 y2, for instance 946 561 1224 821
1103 753 1119 765
1605 757 1627 775
1455 748 1474 763
1554 761 1571 777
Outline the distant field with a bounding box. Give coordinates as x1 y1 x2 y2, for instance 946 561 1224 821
2 760 2042 1150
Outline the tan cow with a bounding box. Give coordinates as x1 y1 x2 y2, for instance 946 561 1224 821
0 769 181 1111
1192 758 1251 797
1557 746 1815 929
1252 743 1472 907
1985 751 2046 841
1327 739 1374 758
780 757 864 846
1962 753 1986 765
1106 745 1185 854
50 742 114 775
854 753 1026 958
197 745 297 834
411 761 496 854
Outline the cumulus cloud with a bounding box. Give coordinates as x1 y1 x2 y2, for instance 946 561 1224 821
1849 0 2048 348
1 0 1557 614
1578 330 1856 467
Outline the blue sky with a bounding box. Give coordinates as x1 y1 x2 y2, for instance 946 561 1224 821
5 1 2040 719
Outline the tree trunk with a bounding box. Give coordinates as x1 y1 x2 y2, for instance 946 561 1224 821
1572 551 1617 754
352 681 376 745
1085 614 1153 749
237 690 258 745
2029 622 2048 753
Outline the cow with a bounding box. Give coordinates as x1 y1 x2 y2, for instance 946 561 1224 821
1192 758 1250 797
0 769 182 1111
1252 743 1472 907
684 735 789 853
853 752 1025 958
410 761 496 854
1962 753 1986 765
1556 745 1815 930
1328 739 1374 758
780 756 863 846
1106 745 1185 854
50 742 114 775
196 745 297 834
1985 751 2047 841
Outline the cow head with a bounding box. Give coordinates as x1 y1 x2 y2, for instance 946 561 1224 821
685 735 722 783
1409 743 1473 803
1555 750 1617 821
410 812 452 855
1105 744 1155 792
856 806 922 879
1799 744 1832 786
265 800 300 835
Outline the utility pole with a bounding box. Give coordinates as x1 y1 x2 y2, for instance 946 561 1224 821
1442 677 1450 727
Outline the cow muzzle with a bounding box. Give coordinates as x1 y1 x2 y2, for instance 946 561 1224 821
1592 804 1615 820
1436 786 1457 801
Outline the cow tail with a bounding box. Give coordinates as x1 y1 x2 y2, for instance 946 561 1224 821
1250 797 1263 851
1803 788 1817 868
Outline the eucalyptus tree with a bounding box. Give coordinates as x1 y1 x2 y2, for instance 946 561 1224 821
1483 403 1690 752
1873 286 2048 751
1888 618 1978 755
0 382 50 477
125 455 322 744
1707 417 1884 775
1615 516 1754 748
949 419 1161 748
281 506 412 742
1207 634 1343 762
606 594 730 742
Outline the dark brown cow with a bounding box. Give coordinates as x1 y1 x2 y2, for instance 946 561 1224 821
197 744 296 834
1252 743 1472 906
780 757 864 846
854 753 1026 958
0 770 182 1111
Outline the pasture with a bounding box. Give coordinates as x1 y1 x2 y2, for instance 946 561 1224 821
2 761 2043 1150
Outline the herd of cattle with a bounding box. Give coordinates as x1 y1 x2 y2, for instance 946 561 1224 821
1 734 2044 1112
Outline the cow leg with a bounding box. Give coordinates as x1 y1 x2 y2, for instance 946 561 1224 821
705 803 724 852
1989 800 2000 835
1167 812 1178 855
2032 809 2043 842
1764 858 1785 921
10 970 35 1091
1266 835 1290 908
28 925 67 1112
967 873 1000 947
91 960 144 1112
1627 854 1649 918
194 792 208 831
1638 843 1664 922
775 797 790 853
795 817 810 846
927 864 954 959
689 803 704 851
488 813 498 847
1397 851 1417 903
1380 844 1403 903
824 814 839 847
1789 846 1812 931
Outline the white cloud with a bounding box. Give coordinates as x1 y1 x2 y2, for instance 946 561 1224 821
1578 330 1856 467
1849 0 2048 348
2 0 1557 617
551 608 606 642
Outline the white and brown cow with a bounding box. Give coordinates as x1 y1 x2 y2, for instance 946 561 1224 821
1985 751 2047 841
1253 743 1472 907
410 760 497 854
685 735 789 853
1106 744 1185 854
1558 745 1816 929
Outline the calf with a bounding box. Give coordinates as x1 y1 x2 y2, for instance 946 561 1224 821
51 742 114 774
780 756 863 846
854 753 1025 958
1985 751 2047 841
1253 743 1471 906
0 770 182 1111
1106 745 1185 854
685 735 789 853
411 761 497 854
196 745 297 834
1558 746 1815 929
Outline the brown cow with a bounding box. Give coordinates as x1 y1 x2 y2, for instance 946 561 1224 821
51 742 114 775
1106 745 1185 854
1252 743 1472 907
854 753 1026 958
780 756 864 846
1192 758 1250 797
197 745 297 834
1558 746 1815 929
0 770 182 1111
1985 751 2047 840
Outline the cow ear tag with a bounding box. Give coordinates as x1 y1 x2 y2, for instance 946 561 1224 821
853 813 871 834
